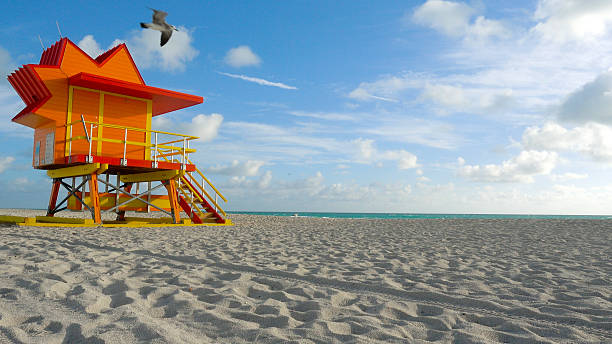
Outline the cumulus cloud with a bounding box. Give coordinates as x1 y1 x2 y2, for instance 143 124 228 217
208 160 265 177
457 150 558 183
76 30 198 72
412 0 474 37
224 45 261 67
228 170 273 190
532 0 612 42
558 70 612 124
522 122 612 162
412 0 507 40
352 138 419 170
128 27 199 72
153 113 223 142
0 156 15 173
77 35 104 58
218 72 297 90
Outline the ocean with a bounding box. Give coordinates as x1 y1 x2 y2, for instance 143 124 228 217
229 211 612 220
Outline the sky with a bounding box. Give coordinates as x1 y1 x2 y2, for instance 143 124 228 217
2 0 612 214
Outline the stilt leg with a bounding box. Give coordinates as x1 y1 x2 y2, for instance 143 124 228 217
47 179 61 216
164 179 181 224
89 173 101 224
116 183 132 221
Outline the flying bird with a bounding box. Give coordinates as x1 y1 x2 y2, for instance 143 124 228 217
140 8 178 47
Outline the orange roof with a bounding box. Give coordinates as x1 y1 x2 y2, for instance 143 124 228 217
8 38 203 128
69 73 202 116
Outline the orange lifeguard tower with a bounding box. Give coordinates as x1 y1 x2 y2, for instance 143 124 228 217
4 38 230 226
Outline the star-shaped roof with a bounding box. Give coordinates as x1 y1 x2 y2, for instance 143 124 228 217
8 38 203 129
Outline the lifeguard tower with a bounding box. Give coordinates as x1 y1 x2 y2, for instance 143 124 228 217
4 38 230 226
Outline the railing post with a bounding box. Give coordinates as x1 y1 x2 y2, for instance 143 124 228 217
153 132 158 168
88 123 93 163
147 181 151 213
68 122 72 160
122 128 128 166
181 138 186 170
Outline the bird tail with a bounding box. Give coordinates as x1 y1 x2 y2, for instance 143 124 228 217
140 22 149 29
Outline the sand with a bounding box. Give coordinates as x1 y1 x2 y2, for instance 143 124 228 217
0 209 610 343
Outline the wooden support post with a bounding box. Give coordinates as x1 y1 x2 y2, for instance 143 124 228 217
88 173 101 224
164 179 181 224
116 183 132 221
47 179 61 217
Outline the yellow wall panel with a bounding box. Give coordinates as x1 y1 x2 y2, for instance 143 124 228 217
70 88 100 155
102 94 147 160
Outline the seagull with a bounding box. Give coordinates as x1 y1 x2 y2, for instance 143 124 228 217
140 8 178 47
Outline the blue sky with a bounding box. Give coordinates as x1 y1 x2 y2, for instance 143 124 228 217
2 0 612 214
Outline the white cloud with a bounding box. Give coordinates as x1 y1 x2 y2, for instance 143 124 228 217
224 45 261 67
218 72 297 90
153 113 223 142
208 160 264 177
288 111 358 121
558 70 612 125
467 16 509 41
354 138 375 160
550 172 588 182
1 46 15 76
348 74 418 102
0 156 15 173
126 27 198 72
76 30 198 72
352 138 419 170
457 150 558 183
361 117 461 149
420 83 515 114
532 0 612 42
412 0 507 40
348 88 398 102
77 35 104 58
412 0 474 37
522 122 612 162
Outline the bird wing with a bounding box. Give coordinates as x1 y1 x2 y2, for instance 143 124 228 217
160 30 173 46
151 8 168 24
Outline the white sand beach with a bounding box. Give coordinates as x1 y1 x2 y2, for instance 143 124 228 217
0 210 610 343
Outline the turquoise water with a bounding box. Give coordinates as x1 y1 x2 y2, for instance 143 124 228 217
229 211 612 220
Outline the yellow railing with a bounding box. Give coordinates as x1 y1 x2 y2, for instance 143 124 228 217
153 147 227 218
66 119 197 164
66 118 228 219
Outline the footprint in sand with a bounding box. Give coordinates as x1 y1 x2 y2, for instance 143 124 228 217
62 323 104 344
101 280 134 308
0 288 20 301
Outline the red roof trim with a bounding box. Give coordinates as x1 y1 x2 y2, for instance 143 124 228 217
7 75 29 104
10 64 53 124
10 70 33 103
69 72 202 101
39 38 68 66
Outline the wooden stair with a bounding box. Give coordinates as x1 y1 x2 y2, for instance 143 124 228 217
177 173 226 224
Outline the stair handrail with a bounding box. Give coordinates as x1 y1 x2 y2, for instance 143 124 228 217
153 147 227 217
182 172 227 217
185 157 227 202
180 175 227 217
